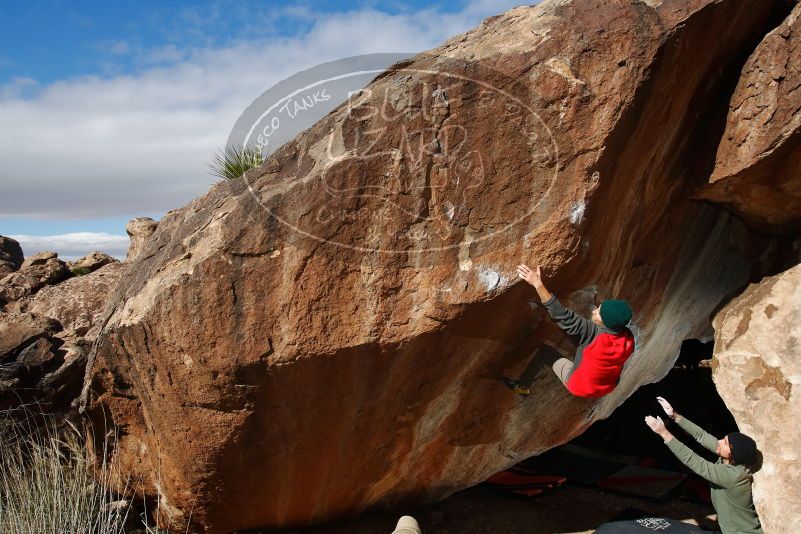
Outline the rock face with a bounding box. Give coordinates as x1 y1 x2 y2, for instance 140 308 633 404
0 262 125 417
0 311 65 412
0 217 149 422
126 217 158 261
82 0 792 532
711 264 801 534
0 235 24 277
68 251 118 274
695 2 801 234
24 262 126 340
0 251 70 305
0 312 60 363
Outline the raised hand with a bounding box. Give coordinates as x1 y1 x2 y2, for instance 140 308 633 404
644 415 667 434
656 396 676 420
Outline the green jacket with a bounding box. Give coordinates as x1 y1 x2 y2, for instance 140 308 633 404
665 416 762 534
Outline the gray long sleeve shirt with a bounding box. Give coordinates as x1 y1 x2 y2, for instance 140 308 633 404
666 416 762 534
542 295 623 368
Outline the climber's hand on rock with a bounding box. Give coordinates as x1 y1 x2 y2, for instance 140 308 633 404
656 396 677 420
518 264 553 303
517 264 543 288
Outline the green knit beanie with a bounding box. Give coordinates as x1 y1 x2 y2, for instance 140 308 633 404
600 299 632 331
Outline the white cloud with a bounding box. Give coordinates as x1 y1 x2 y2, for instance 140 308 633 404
0 76 39 99
140 44 187 66
9 232 130 261
100 40 132 56
0 0 527 220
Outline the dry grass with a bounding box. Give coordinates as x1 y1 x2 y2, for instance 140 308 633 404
0 408 133 534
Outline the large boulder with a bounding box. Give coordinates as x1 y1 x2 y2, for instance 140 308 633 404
82 0 790 532
0 251 70 305
24 262 126 340
0 312 60 362
711 263 801 534
0 312 63 411
0 235 23 277
68 251 118 274
0 261 125 417
126 217 158 261
695 2 801 234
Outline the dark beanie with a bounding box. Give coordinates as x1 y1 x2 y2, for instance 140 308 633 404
727 432 758 466
600 300 632 331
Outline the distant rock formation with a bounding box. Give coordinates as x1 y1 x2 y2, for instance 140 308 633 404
0 220 154 422
68 251 118 274
23 262 126 341
0 251 71 306
0 236 23 277
126 217 158 261
80 0 799 532
0 256 125 418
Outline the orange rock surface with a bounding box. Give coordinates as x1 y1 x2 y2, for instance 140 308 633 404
82 1 792 532
696 2 801 234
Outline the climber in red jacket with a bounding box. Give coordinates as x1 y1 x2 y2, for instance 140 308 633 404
507 263 635 398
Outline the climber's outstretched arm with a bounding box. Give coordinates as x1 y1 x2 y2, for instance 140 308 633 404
517 264 552 302
518 263 599 345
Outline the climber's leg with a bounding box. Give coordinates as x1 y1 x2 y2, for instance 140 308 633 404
504 344 570 396
503 378 531 396
551 357 573 387
535 343 576 389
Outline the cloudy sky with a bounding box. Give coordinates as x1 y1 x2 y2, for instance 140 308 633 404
0 0 527 260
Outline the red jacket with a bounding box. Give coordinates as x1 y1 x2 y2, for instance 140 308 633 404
566 329 635 398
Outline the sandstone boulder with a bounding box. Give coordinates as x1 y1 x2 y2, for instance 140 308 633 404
83 0 790 532
22 262 126 340
21 251 57 267
695 2 801 234
68 251 118 274
0 251 70 305
0 312 60 361
0 260 125 418
0 235 23 277
126 217 158 261
0 312 63 411
711 263 801 534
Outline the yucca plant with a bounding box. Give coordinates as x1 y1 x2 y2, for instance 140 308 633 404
208 144 264 181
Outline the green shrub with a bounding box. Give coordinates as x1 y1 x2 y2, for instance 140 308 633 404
208 145 264 181
71 266 92 276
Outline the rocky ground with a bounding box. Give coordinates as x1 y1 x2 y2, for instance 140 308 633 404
0 218 157 422
271 484 716 534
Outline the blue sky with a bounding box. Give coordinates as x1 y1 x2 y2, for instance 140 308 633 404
0 0 525 258
0 0 469 86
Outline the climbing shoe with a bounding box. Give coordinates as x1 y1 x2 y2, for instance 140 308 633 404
504 379 531 396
